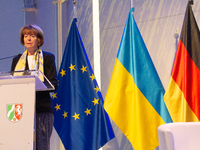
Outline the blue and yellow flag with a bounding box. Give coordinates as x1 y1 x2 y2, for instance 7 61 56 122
104 8 172 150
53 18 114 150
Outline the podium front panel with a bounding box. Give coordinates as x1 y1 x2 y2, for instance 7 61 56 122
0 77 35 150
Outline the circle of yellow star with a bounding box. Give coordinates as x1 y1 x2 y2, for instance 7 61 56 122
90 74 95 81
52 93 57 99
72 113 80 120
63 111 68 118
80 65 87 73
92 98 99 105
69 64 76 71
60 69 66 77
55 104 61 111
84 108 91 116
94 86 100 93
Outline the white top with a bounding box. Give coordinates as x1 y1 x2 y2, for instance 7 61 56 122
28 55 37 70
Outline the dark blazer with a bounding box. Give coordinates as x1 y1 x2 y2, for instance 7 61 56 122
11 50 58 113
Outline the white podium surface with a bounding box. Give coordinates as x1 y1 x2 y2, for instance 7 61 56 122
0 77 35 150
158 122 200 150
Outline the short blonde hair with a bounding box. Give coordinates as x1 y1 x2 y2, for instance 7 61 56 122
20 24 44 48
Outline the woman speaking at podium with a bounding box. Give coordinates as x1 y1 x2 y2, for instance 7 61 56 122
11 24 58 150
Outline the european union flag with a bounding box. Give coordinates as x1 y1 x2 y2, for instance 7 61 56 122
52 18 114 150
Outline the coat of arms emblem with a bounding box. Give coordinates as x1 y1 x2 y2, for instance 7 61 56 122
7 104 22 122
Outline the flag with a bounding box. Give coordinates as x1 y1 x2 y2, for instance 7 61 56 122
164 2 200 122
52 18 114 150
104 8 172 150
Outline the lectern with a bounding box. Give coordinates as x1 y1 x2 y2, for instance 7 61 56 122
0 70 54 150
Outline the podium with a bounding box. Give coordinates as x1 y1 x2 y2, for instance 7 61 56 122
0 70 54 150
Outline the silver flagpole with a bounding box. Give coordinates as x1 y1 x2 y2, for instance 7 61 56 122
73 1 77 18
131 0 134 8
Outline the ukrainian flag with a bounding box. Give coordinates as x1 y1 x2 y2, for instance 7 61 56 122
104 8 172 150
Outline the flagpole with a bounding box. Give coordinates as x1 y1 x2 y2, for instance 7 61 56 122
131 0 134 8
73 0 77 18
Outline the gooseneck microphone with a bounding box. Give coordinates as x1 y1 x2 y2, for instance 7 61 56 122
0 54 21 61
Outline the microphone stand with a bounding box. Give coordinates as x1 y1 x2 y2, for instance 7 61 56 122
0 54 21 61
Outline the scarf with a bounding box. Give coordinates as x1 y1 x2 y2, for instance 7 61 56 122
14 49 44 82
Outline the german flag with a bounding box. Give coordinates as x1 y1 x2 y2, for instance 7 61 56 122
164 1 200 122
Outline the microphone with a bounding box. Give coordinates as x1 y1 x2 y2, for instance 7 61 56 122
0 54 21 61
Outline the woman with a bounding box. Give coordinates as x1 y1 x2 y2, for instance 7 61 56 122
11 24 57 150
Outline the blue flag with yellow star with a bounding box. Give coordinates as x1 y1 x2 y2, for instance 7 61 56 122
52 18 114 150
